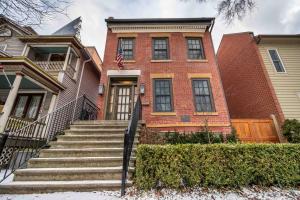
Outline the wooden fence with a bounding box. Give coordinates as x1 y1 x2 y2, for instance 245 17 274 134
231 119 279 143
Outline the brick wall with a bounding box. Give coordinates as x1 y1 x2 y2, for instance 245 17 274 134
217 32 284 123
98 29 231 133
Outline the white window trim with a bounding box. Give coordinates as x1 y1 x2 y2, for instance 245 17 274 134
0 44 7 51
267 48 287 74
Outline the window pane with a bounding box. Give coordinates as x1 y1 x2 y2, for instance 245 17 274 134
13 96 28 118
154 79 173 112
193 80 214 112
153 38 169 60
268 50 285 72
187 38 205 59
118 38 134 60
26 96 42 119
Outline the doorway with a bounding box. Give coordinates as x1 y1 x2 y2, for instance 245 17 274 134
106 77 138 120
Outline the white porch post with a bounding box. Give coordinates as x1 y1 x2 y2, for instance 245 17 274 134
0 73 23 133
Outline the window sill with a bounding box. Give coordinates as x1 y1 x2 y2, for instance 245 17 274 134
151 60 172 63
187 59 208 63
194 112 218 116
114 60 136 63
151 112 177 116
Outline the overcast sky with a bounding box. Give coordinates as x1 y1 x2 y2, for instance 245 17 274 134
36 0 300 57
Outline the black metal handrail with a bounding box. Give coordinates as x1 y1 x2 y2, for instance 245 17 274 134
0 94 99 182
121 96 142 196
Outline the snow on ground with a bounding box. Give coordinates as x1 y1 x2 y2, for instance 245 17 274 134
0 170 14 184
0 187 299 200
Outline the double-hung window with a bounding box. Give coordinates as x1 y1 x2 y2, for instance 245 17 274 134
153 79 173 112
186 38 205 59
117 38 134 60
192 79 214 112
268 49 285 72
152 38 169 60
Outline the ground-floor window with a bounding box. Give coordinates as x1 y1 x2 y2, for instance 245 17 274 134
192 79 215 112
153 79 173 112
11 94 44 120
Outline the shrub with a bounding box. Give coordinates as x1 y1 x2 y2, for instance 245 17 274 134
165 131 224 144
282 119 300 143
135 144 300 189
225 127 239 143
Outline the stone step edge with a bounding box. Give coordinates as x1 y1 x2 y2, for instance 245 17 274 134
15 167 135 174
41 147 137 152
30 157 136 161
49 141 139 144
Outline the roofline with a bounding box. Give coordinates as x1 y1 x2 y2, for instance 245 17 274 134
84 47 102 74
18 35 84 49
105 17 214 24
0 15 36 35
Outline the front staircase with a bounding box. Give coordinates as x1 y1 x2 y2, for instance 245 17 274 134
0 120 139 194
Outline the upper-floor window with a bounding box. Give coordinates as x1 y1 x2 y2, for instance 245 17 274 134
187 38 205 60
117 38 134 60
152 38 169 60
192 79 214 112
0 44 7 51
0 28 12 37
268 49 285 72
153 79 173 112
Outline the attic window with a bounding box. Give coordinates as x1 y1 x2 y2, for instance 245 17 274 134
0 28 12 37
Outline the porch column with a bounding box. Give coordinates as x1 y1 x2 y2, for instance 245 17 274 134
0 73 23 133
47 94 57 114
42 94 57 139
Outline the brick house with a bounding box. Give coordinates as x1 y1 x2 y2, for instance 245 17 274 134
98 17 231 133
0 15 102 133
217 32 300 124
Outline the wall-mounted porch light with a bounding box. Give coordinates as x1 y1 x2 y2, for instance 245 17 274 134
98 84 104 95
140 83 145 95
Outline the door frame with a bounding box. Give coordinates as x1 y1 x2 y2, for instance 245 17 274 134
104 76 139 120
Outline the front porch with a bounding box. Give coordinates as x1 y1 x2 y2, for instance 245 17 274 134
0 60 64 133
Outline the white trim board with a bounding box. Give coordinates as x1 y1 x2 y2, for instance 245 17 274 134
107 70 141 76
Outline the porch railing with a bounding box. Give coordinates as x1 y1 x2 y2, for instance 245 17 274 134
121 96 142 196
35 61 64 72
5 117 35 133
0 95 99 182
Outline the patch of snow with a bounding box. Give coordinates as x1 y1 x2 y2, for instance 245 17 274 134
0 169 14 184
0 187 299 200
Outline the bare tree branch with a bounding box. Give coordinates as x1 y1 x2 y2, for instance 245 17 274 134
182 0 255 23
0 0 71 26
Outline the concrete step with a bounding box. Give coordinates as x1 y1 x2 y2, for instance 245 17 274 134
39 148 136 158
57 134 139 142
72 120 129 125
13 167 134 181
64 129 131 135
28 157 135 168
49 141 138 148
70 124 129 129
0 180 132 194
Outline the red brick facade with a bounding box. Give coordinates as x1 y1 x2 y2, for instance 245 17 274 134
98 18 231 133
217 32 284 123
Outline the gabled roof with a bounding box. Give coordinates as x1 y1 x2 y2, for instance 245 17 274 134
0 15 37 35
52 17 81 38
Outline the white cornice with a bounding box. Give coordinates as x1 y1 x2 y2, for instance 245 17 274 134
108 24 208 33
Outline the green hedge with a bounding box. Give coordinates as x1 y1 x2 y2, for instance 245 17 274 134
135 144 300 189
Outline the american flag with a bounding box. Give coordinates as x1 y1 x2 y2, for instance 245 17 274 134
116 40 124 69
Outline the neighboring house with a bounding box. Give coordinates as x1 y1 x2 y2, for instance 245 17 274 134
217 32 300 123
0 15 102 133
98 17 231 133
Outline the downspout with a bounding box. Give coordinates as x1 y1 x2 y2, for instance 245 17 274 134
72 54 92 122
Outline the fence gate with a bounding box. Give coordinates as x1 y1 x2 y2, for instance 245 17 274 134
231 119 279 143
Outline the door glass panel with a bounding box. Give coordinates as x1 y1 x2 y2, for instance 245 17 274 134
13 96 28 118
26 96 42 119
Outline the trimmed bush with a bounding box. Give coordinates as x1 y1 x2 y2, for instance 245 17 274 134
135 144 300 189
282 119 300 143
165 131 224 144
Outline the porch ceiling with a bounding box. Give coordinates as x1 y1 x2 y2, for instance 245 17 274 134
0 75 45 90
0 57 65 94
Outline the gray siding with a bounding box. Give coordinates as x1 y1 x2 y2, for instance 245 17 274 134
0 27 26 56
